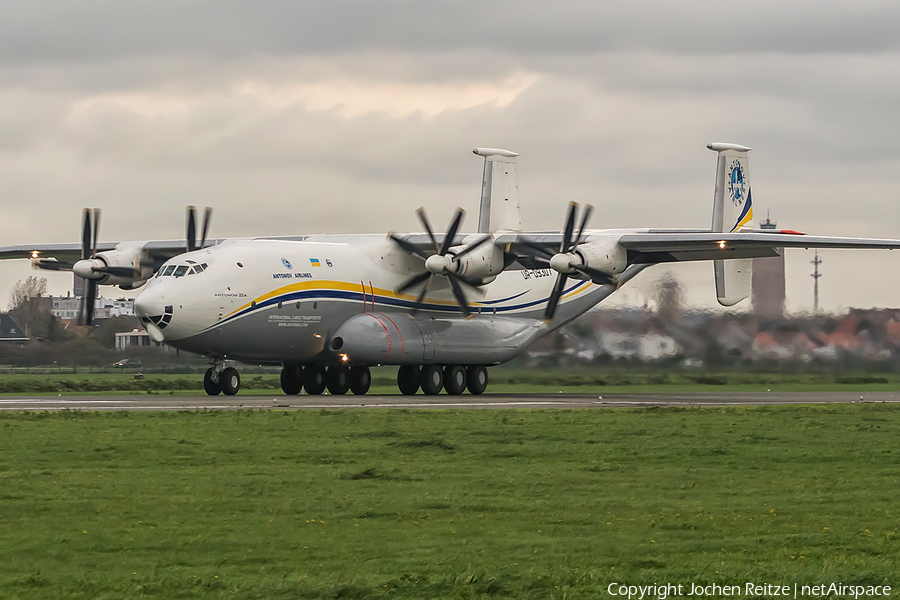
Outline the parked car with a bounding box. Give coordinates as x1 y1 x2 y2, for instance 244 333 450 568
113 358 142 368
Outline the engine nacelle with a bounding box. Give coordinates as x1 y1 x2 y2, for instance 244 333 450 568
450 239 503 284
572 240 627 279
73 246 148 287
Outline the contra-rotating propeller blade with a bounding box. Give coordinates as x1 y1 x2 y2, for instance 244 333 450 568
200 206 213 249
187 206 213 252
77 208 100 327
507 202 600 321
389 207 489 317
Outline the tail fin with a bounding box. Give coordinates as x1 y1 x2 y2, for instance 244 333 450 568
708 142 753 306
473 148 522 233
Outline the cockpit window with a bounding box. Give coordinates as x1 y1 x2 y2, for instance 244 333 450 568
157 262 209 277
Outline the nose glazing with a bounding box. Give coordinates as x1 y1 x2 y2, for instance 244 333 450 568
134 290 174 330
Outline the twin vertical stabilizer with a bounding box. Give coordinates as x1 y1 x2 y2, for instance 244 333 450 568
708 142 753 307
473 148 522 233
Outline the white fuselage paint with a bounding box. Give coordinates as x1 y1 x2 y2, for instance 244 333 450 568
133 235 626 365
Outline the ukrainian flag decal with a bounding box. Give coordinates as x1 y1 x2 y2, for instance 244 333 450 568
310 258 321 267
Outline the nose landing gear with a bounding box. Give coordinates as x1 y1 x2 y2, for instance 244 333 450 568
204 361 241 396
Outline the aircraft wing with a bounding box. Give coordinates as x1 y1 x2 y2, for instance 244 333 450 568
0 240 194 268
493 230 900 267
615 231 900 264
0 242 117 262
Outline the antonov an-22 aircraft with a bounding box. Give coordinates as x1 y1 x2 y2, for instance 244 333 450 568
4 142 900 397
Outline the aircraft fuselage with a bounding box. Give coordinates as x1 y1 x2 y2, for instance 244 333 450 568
134 235 609 365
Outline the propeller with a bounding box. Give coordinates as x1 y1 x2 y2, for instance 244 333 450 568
389 207 492 317
77 208 100 326
187 206 213 252
38 205 215 326
510 202 613 321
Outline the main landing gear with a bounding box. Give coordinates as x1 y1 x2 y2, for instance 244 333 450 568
278 363 488 396
278 364 371 396
396 365 488 396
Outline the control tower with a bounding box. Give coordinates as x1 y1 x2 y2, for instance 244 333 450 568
751 214 786 319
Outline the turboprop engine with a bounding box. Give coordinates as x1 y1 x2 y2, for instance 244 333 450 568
510 202 629 320
549 239 626 281
446 236 504 284
73 246 149 287
389 207 497 316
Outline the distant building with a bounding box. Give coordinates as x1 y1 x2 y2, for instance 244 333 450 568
50 293 135 321
751 215 786 319
115 329 168 352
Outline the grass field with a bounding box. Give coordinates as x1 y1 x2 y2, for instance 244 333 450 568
1 406 898 599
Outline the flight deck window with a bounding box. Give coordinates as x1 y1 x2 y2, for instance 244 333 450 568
173 266 189 277
162 265 176 277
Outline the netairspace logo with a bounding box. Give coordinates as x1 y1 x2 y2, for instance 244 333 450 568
606 582 892 599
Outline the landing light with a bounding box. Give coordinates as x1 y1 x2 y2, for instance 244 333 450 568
718 241 726 249
31 251 39 259
340 354 349 363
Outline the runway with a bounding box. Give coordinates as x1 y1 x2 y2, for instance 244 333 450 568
1 391 899 411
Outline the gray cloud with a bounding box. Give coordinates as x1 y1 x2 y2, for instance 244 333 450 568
3 1 900 62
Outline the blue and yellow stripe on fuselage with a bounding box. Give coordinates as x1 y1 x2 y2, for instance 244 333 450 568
211 278 595 331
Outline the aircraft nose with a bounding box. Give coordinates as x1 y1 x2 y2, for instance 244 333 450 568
134 288 172 342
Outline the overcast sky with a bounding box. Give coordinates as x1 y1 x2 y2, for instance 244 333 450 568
1 0 899 313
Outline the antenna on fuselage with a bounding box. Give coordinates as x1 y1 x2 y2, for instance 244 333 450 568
473 148 521 233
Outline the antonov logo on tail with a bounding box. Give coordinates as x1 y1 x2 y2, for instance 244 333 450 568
728 159 746 206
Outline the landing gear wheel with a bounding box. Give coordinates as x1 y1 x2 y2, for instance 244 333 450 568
326 366 350 395
397 365 420 395
466 366 488 395
443 365 467 395
203 368 221 396
420 365 443 395
280 364 303 395
349 366 371 395
303 365 327 395
220 367 241 396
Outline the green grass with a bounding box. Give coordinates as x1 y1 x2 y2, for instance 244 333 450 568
1 406 898 598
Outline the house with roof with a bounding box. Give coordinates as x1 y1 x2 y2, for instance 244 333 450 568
0 314 29 346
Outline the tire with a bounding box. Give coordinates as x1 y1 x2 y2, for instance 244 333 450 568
466 365 488 395
303 365 327 395
397 365 420 395
420 365 443 395
220 367 241 396
203 368 221 396
280 364 303 395
443 365 467 395
349 366 371 395
326 366 350 395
